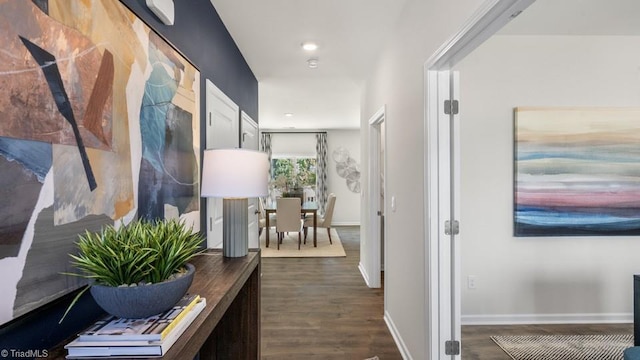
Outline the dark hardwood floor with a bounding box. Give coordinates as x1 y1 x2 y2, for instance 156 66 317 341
260 226 402 360
462 323 633 359
261 226 633 359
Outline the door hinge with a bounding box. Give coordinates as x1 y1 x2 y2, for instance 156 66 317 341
444 100 459 115
444 220 459 235
445 340 460 355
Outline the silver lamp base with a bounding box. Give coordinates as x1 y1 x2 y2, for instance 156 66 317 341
223 198 249 257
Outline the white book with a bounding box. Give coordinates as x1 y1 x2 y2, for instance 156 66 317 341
65 298 206 358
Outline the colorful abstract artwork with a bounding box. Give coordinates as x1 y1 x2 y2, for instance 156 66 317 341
514 107 640 236
0 0 200 325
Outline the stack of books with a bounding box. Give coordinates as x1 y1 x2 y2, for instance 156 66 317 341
65 294 206 358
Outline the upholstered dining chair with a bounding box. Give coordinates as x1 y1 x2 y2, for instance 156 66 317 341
275 197 303 250
258 197 275 237
304 193 336 244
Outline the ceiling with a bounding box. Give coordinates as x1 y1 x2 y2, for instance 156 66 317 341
210 0 640 130
209 0 408 130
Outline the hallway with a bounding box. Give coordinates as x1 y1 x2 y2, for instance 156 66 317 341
260 226 401 359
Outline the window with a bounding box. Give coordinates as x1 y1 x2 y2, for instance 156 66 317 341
270 157 316 197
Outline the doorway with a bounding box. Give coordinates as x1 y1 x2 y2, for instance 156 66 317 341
364 106 386 289
424 0 535 358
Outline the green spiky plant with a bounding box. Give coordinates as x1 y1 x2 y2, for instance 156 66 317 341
60 218 204 322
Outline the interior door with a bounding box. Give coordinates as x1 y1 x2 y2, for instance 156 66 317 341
205 79 239 248
436 70 461 359
365 107 385 289
241 111 259 249
379 121 386 272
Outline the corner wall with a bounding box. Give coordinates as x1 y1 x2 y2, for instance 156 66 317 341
360 0 486 358
456 35 640 324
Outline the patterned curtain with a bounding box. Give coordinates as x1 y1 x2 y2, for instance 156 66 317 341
260 132 272 170
260 132 273 200
316 133 328 214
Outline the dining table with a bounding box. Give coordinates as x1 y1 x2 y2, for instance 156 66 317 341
264 200 318 248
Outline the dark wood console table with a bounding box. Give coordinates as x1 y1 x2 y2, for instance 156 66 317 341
50 249 261 359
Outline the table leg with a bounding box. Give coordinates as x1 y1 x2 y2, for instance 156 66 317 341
266 214 270 247
313 211 317 247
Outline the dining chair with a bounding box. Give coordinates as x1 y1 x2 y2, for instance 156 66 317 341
304 193 336 244
275 197 303 250
258 197 275 237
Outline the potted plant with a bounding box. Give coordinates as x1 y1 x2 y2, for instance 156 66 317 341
62 218 204 320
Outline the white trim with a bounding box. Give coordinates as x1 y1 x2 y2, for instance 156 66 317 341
451 71 462 357
369 106 386 126
358 262 373 288
426 0 535 70
331 221 360 226
424 68 441 360
462 313 633 326
385 310 412 360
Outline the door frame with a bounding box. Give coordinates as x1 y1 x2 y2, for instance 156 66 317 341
240 111 259 249
363 106 386 289
423 0 535 358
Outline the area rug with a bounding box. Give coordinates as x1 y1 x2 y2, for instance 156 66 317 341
491 334 633 360
259 227 346 258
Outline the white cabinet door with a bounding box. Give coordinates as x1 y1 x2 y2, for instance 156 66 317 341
205 79 239 248
241 111 260 249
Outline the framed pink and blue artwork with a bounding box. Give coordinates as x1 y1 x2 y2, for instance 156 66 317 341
515 107 640 236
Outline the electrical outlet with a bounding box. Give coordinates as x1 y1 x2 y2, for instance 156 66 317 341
467 275 477 289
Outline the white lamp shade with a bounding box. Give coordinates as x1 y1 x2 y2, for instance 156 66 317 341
201 149 269 198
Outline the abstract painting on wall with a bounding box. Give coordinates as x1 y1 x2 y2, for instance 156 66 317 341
514 107 640 236
0 0 200 325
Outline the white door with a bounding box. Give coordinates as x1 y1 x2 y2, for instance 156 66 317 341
364 106 385 289
205 79 239 248
426 69 461 359
425 1 534 357
438 71 461 359
241 111 259 249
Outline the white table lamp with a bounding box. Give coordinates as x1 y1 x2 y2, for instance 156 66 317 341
201 149 269 257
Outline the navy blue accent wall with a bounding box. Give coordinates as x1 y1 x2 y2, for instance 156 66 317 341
121 0 258 121
0 0 257 351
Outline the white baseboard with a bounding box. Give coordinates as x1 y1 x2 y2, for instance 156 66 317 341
384 310 411 360
462 313 633 325
333 222 360 226
358 262 372 287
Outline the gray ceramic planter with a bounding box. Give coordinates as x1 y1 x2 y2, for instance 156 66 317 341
90 263 195 319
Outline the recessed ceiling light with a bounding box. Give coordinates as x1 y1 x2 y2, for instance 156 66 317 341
284 113 293 117
302 42 318 51
307 58 318 69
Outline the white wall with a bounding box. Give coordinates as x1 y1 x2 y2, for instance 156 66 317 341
456 35 640 324
270 133 316 158
327 130 361 225
360 0 486 358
